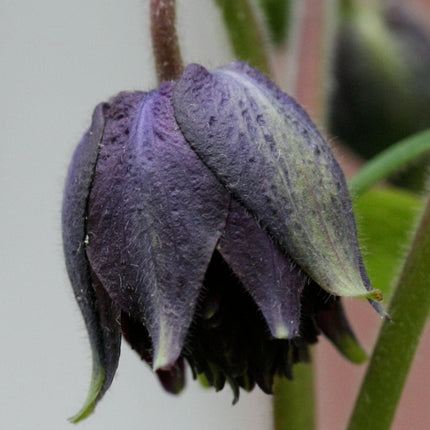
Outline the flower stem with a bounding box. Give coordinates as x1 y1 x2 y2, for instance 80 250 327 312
273 363 315 430
215 0 272 75
347 193 430 430
150 0 184 83
348 129 430 198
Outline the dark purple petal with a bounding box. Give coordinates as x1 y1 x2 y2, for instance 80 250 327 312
173 62 384 310
62 104 121 422
218 199 306 339
122 312 187 394
86 86 229 371
120 311 153 365
156 359 186 394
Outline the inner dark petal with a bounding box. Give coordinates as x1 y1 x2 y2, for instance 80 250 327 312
182 250 318 402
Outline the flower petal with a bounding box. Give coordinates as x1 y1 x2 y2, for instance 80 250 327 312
62 104 121 422
86 87 229 371
173 62 384 310
302 281 367 363
218 199 306 339
315 297 367 364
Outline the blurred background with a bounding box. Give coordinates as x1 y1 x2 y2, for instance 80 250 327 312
1 1 429 429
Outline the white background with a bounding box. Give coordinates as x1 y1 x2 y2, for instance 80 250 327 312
0 1 271 429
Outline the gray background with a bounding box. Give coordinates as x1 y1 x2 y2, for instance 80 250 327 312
0 1 271 428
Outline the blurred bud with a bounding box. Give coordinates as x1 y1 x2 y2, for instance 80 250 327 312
63 61 384 422
329 2 430 165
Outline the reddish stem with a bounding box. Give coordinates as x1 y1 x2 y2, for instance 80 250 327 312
150 0 184 83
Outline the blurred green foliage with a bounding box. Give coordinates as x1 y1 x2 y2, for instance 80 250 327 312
354 188 423 299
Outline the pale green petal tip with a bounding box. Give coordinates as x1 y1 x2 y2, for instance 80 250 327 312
335 335 368 364
68 366 105 424
364 289 383 302
273 324 290 340
197 372 211 389
152 321 182 372
329 280 383 302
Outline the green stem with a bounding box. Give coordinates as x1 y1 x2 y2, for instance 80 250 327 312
347 194 430 430
273 363 315 430
348 129 430 197
215 0 272 75
257 0 290 46
150 0 184 83
339 0 355 17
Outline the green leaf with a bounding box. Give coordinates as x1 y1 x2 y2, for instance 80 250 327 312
353 188 422 300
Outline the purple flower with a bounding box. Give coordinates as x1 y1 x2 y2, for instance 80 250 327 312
63 62 385 422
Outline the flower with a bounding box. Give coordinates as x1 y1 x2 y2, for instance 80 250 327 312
62 61 385 422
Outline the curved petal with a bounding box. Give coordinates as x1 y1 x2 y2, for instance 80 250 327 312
173 62 384 311
86 87 229 371
218 199 306 339
315 297 367 364
62 104 121 422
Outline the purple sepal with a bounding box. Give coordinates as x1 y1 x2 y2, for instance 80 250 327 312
86 86 229 370
173 62 382 305
218 199 305 339
62 103 121 410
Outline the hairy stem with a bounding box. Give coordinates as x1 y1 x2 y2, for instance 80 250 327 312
150 0 183 82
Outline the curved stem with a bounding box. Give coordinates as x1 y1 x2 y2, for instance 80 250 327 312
150 0 184 83
348 129 430 197
347 194 430 430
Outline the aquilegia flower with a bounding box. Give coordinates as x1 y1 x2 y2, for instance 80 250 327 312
63 61 385 422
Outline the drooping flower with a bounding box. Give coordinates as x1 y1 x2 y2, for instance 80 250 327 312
62 61 385 422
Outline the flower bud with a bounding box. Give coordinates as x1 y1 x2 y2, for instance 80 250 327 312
329 3 430 160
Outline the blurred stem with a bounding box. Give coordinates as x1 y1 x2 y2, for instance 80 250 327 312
258 0 290 46
215 0 272 75
287 0 338 125
339 0 355 17
273 362 315 430
348 129 430 197
347 193 430 430
150 0 183 83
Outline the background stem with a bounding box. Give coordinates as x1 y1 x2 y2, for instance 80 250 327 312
348 129 430 197
273 362 315 430
347 194 430 430
287 0 338 125
150 0 183 82
215 0 271 75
